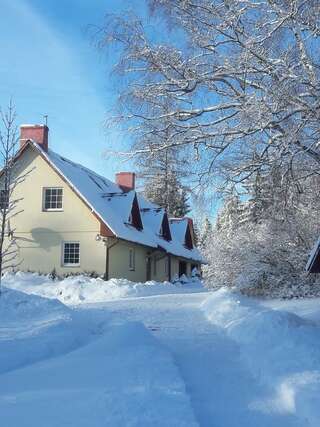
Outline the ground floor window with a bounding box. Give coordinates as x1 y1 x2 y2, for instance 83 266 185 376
153 257 157 276
63 242 80 266
129 248 135 271
165 257 171 277
179 261 187 277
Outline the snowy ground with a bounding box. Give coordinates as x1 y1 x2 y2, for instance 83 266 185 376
1 273 320 426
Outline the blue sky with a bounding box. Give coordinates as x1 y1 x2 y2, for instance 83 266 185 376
0 0 144 179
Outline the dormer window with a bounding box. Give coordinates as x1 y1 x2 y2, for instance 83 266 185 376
43 187 63 211
184 224 194 249
159 213 172 241
128 194 143 230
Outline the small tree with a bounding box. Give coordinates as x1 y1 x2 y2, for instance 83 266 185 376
0 102 29 295
135 105 191 217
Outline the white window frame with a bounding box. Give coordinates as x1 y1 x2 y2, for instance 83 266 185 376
62 241 80 267
129 248 135 271
43 187 63 211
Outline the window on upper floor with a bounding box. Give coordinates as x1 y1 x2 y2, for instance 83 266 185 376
63 242 80 266
43 187 63 211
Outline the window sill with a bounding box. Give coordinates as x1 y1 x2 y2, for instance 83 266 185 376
63 264 80 268
43 209 64 212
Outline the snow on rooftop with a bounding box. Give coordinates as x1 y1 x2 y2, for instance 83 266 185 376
170 218 188 244
28 141 203 262
140 206 164 236
20 124 43 127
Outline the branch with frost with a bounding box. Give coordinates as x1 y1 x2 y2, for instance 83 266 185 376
99 0 320 190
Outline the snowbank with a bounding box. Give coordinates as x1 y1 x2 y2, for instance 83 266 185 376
0 317 197 426
202 288 320 424
0 287 95 374
3 271 205 305
0 286 69 322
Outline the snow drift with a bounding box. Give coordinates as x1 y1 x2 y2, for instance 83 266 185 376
3 271 204 305
0 288 198 426
0 287 95 374
203 289 320 424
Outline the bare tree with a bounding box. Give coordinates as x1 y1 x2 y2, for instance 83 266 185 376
98 0 320 191
0 102 29 295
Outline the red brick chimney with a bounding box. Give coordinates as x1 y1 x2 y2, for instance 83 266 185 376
116 172 135 192
20 125 49 152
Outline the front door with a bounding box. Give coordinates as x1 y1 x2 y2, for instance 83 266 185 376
179 261 187 277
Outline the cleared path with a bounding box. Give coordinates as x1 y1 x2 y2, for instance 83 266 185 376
84 293 300 427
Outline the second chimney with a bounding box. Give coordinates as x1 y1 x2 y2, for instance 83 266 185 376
116 172 135 192
20 124 49 151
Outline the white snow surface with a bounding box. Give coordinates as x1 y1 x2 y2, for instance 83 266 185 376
203 289 320 424
2 274 320 426
3 271 204 305
0 285 197 426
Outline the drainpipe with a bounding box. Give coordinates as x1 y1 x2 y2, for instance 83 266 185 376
168 253 172 282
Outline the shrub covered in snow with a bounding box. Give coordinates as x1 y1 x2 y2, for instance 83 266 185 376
202 163 320 298
203 221 320 298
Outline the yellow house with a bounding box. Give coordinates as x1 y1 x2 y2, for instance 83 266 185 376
5 124 203 282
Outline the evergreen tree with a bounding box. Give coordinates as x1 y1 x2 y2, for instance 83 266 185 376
143 159 190 217
192 220 200 247
130 97 192 217
200 217 212 247
216 195 244 235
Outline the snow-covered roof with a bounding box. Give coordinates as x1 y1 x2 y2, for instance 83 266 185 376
140 206 165 236
170 218 189 244
26 142 204 263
